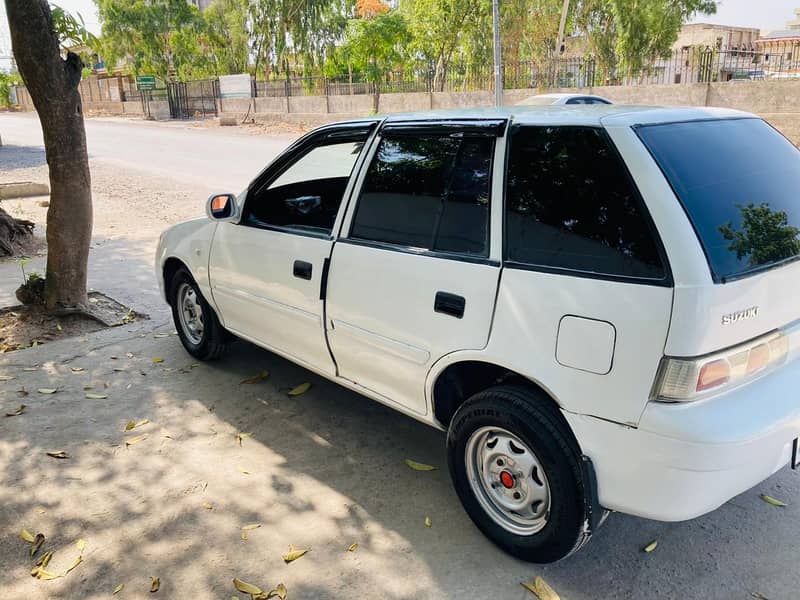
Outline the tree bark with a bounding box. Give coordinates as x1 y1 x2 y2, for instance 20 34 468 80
5 0 93 310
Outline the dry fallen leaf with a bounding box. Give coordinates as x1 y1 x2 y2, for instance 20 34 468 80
63 554 82 576
113 583 125 595
154 332 170 339
36 550 53 569
760 494 787 507
424 516 432 528
751 592 769 600
76 538 86 552
521 576 560 600
31 566 60 580
233 578 263 595
150 576 160 592
85 393 108 400
241 531 248 541
5 404 26 417
151 358 164 364
125 434 148 447
643 540 658 553
287 382 311 396
124 419 150 431
201 502 213 510
282 545 309 563
46 451 69 459
70 366 84 373
347 542 358 552
20 529 36 543
241 523 261 531
235 432 252 446
240 370 269 384
405 459 436 471
236 465 251 475
30 533 45 557
126 352 134 358
161 429 174 439
0 375 15 381
267 583 288 599
37 388 58 395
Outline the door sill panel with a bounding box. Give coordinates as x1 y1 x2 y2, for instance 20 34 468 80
227 327 336 378
214 286 321 325
331 319 430 365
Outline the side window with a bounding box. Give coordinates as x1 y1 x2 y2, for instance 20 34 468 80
350 134 493 256
244 137 366 235
505 126 666 280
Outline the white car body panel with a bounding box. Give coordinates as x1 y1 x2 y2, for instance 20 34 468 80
156 217 218 305
209 225 336 375
155 104 800 524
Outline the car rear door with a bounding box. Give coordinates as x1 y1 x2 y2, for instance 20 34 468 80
325 119 506 415
209 121 377 375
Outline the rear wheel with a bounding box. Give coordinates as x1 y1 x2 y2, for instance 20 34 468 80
169 267 228 360
447 385 592 563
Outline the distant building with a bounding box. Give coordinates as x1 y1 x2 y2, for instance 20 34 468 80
754 8 800 78
672 23 760 54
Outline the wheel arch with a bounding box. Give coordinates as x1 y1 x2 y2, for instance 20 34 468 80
428 354 565 430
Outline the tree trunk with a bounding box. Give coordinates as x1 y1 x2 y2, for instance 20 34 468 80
5 0 93 310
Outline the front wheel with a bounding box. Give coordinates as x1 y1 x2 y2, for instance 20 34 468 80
169 267 228 361
447 385 593 563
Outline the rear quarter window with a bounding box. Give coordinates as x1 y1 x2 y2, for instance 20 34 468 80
637 118 800 282
504 125 667 282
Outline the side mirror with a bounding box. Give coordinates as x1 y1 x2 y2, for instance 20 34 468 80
206 193 237 222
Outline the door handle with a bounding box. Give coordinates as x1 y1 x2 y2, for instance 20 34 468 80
434 291 465 319
293 260 313 280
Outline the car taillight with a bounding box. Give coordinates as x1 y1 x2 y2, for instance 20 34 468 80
653 330 790 402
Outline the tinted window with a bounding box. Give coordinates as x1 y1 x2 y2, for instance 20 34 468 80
505 126 665 280
638 118 800 281
351 134 492 255
245 139 364 235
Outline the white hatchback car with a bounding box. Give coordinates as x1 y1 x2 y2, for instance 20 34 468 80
156 105 800 563
517 92 613 105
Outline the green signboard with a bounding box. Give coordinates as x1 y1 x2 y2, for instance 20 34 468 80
136 76 156 91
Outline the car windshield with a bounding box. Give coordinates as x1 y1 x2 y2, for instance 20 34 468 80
637 118 800 282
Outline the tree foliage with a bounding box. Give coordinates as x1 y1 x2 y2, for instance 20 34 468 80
96 0 206 80
92 0 718 83
720 203 800 266
575 0 716 80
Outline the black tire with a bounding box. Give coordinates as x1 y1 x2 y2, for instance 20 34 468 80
447 385 592 563
169 267 228 361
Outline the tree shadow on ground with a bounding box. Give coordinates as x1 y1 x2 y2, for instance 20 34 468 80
0 145 47 172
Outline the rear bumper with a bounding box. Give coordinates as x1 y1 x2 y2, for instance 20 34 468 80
565 357 800 521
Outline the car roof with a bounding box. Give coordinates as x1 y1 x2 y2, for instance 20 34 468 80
360 104 755 128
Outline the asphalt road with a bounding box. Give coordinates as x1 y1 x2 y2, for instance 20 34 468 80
0 113 298 191
0 113 798 600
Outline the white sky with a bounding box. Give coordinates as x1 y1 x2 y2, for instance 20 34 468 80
8 0 800 41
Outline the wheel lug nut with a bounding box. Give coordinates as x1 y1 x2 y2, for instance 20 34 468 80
513 492 521 500
496 459 504 466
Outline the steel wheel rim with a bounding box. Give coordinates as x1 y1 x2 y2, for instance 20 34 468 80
177 282 204 345
465 426 551 536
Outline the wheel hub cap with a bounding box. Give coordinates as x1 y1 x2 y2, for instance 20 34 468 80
176 282 204 345
465 426 551 536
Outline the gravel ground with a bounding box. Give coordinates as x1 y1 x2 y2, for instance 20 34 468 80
0 116 798 600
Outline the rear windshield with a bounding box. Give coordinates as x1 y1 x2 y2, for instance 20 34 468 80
637 118 800 281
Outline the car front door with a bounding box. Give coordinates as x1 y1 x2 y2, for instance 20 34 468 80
324 120 506 415
209 121 377 375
